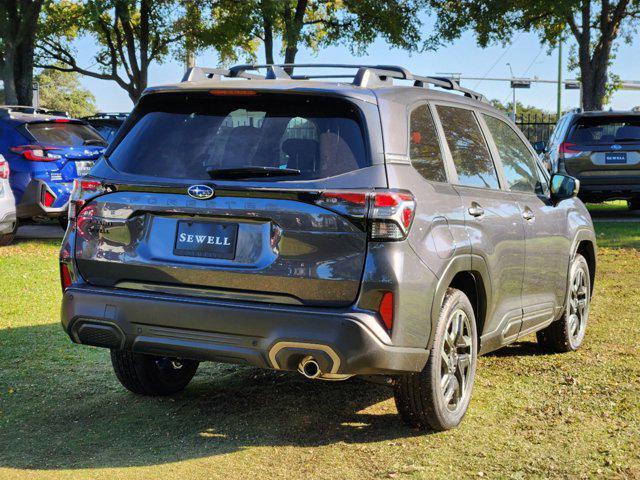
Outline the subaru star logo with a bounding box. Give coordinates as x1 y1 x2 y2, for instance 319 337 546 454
611 144 622 150
187 185 214 200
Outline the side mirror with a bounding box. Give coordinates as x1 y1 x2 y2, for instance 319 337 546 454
550 174 579 203
532 140 547 155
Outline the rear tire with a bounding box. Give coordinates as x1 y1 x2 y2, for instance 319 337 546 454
394 288 478 431
58 216 68 231
110 350 199 396
0 220 18 246
537 254 591 353
628 198 640 211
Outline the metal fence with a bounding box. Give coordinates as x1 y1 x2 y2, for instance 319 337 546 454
515 114 558 144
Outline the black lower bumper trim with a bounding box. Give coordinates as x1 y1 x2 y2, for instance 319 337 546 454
62 287 428 375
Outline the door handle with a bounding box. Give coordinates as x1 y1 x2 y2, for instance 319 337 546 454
468 202 484 217
522 207 535 221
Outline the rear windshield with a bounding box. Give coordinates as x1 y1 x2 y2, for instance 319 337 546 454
567 116 640 144
106 92 369 180
26 122 107 147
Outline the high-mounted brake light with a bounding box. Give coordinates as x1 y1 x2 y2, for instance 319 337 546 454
209 89 258 96
54 118 72 123
0 159 9 179
10 145 61 162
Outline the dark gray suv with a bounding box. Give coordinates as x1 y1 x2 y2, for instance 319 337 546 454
60 64 596 431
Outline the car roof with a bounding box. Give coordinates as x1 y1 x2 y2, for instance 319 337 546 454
0 112 80 126
576 110 640 117
143 64 500 114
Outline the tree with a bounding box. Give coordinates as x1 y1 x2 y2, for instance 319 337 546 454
36 67 97 117
0 0 45 105
424 0 640 111
37 0 188 102
490 99 555 118
197 0 428 72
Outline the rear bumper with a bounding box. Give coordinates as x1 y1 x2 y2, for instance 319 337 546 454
61 287 428 376
578 181 640 201
16 179 70 218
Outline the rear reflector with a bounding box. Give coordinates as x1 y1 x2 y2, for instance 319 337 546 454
378 292 394 331
60 263 72 292
43 190 56 207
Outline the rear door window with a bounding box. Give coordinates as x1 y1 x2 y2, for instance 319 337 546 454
409 104 447 183
436 106 500 189
107 92 369 180
26 122 106 147
483 115 541 194
567 116 640 145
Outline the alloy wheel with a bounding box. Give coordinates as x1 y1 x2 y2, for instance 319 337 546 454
440 309 474 413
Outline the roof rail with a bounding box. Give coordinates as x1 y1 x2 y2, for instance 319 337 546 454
0 105 69 117
180 64 488 102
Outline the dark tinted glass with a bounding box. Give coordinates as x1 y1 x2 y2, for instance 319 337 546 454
27 122 106 147
484 115 540 194
409 104 447 182
567 116 640 144
107 93 368 180
437 106 499 189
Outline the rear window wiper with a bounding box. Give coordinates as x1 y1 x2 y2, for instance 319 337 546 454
83 139 107 146
612 138 640 143
206 166 301 179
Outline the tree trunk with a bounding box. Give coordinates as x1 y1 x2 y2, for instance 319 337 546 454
2 47 19 105
263 17 274 64
15 29 37 105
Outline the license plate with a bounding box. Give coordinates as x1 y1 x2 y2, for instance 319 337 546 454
75 161 95 176
174 221 238 259
605 152 627 164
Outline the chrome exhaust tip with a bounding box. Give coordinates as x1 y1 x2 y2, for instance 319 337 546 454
298 356 321 379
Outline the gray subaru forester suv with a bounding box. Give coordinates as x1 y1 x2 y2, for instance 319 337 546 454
60 64 596 431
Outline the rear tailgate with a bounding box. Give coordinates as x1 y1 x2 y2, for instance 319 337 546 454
72 90 386 307
74 187 370 307
563 114 640 184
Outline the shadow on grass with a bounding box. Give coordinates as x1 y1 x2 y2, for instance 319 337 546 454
0 323 427 471
484 340 547 358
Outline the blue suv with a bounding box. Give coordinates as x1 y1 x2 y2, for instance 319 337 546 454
0 106 107 228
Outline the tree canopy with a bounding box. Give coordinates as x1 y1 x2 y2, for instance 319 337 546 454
424 0 640 110
37 0 190 102
36 67 96 117
194 0 428 70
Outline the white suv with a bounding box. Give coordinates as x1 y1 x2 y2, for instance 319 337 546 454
0 154 17 245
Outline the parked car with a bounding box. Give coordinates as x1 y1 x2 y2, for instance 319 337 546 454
0 154 17 245
60 64 596 431
83 112 128 143
0 106 107 228
535 109 640 209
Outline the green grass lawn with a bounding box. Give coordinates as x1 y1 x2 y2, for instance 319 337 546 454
1 227 639 479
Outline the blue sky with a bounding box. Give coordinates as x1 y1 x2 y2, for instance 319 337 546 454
73 19 640 113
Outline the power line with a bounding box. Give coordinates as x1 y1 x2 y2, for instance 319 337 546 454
472 31 523 90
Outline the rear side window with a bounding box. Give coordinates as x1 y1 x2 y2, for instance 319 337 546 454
107 93 369 180
567 116 640 144
26 122 106 147
483 115 541 194
409 104 447 182
436 106 499 189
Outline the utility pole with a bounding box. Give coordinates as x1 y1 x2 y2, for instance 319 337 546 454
557 38 563 118
507 63 516 121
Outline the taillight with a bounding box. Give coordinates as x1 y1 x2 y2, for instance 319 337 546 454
378 291 394 331
60 263 72 292
69 179 104 221
0 159 9 179
10 145 61 162
316 190 416 241
370 192 415 241
559 142 582 159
